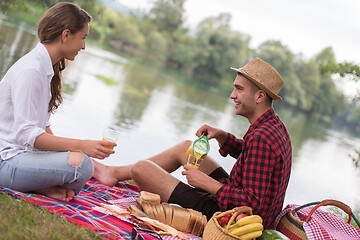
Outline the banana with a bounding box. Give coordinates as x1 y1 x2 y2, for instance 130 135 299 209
239 230 263 240
229 215 263 229
229 222 263 236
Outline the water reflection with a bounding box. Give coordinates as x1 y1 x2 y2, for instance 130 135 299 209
1 19 359 212
0 19 37 77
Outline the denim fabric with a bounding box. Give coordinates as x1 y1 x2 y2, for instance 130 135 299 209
0 151 94 194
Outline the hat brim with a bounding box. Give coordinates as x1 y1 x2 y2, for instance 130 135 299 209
231 67 282 100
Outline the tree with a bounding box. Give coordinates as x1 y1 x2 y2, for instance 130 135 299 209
294 59 321 111
256 41 304 107
166 29 197 69
110 13 145 49
99 10 145 49
135 17 168 60
318 47 360 81
1 0 98 13
144 30 168 60
194 13 250 79
148 0 185 33
312 47 346 119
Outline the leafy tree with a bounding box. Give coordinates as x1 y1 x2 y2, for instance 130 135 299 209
1 0 98 13
98 10 145 49
332 62 360 80
316 47 360 142
312 47 346 119
166 29 197 69
144 30 168 60
110 13 145 49
134 16 168 60
194 13 250 79
148 0 185 33
256 41 304 107
318 47 360 81
294 58 321 111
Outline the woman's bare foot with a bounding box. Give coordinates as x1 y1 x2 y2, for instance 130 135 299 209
65 189 75 201
92 159 131 187
35 186 75 201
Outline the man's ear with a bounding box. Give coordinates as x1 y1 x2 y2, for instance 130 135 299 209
256 90 267 104
61 29 70 42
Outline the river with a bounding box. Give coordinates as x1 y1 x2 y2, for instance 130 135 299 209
1 16 359 213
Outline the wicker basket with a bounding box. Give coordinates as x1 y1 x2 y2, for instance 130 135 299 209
202 206 253 240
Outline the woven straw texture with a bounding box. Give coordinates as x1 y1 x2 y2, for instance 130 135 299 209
203 212 242 240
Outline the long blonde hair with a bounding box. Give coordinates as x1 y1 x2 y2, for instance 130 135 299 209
37 2 91 113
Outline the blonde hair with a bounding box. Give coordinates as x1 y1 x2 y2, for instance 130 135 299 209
37 2 91 113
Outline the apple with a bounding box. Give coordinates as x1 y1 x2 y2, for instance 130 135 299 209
235 213 248 222
218 213 233 226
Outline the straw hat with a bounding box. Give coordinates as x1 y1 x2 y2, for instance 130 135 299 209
231 57 284 100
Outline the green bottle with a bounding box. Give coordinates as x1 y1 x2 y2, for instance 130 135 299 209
192 133 210 160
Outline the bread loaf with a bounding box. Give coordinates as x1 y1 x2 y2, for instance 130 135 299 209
155 203 166 223
190 208 202 236
127 205 147 217
142 201 156 219
170 205 191 232
136 191 207 236
163 203 174 224
139 191 161 203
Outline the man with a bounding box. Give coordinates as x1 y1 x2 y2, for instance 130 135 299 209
93 57 292 229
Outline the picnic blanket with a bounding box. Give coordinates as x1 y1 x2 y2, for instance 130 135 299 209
0 178 202 240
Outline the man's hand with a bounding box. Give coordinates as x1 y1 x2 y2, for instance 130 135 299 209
196 124 228 146
182 165 223 195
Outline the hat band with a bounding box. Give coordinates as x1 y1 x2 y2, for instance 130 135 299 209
241 68 264 84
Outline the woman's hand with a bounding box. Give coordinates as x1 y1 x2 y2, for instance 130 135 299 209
195 124 228 146
34 133 116 159
80 140 116 159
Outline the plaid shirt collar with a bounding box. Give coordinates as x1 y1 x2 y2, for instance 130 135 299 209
244 108 275 139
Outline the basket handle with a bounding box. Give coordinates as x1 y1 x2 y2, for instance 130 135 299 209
294 199 359 227
214 206 253 231
305 199 352 223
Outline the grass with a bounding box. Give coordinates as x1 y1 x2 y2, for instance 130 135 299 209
0 180 137 239
0 192 102 240
330 207 360 229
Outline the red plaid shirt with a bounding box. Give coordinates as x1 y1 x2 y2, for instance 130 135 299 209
216 108 292 229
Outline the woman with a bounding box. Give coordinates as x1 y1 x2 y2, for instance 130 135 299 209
0 2 115 201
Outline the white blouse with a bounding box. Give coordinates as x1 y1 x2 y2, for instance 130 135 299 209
0 42 54 160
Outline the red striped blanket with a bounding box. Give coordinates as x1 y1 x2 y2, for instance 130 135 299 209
0 178 201 240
